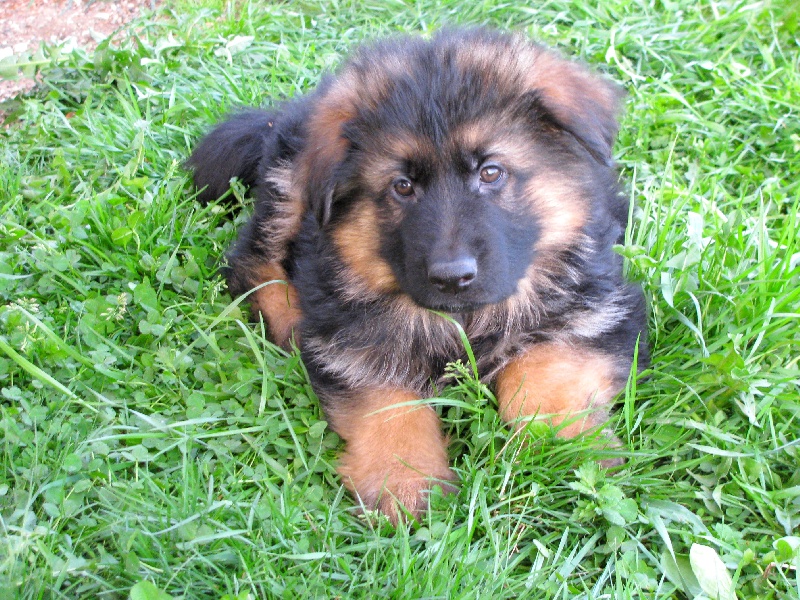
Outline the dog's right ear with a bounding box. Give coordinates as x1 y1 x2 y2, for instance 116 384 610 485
299 81 360 227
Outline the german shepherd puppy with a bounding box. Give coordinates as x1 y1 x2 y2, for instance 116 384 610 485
189 28 648 523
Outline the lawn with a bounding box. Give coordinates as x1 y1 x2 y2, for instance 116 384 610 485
1 0 798 598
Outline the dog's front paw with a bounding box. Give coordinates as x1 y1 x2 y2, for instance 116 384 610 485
596 430 625 469
329 389 456 524
344 460 458 524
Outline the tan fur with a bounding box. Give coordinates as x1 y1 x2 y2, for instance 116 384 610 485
495 343 622 437
328 389 456 524
298 88 358 213
248 262 302 349
339 54 408 111
455 35 621 160
297 59 408 207
528 179 589 251
451 123 538 179
527 51 621 142
331 200 402 297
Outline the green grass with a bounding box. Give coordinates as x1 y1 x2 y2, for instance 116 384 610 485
1 0 798 598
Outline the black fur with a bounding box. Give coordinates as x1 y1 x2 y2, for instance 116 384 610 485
188 110 280 205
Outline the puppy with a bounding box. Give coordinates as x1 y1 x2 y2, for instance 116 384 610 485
189 28 648 523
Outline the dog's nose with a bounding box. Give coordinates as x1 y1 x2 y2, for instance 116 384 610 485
428 256 478 294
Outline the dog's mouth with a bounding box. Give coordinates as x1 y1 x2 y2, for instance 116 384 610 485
406 283 513 315
415 297 492 314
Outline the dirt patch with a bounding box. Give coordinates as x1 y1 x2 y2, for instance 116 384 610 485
0 0 158 101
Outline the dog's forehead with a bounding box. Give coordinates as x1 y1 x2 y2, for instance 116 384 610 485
349 66 538 169
347 30 538 100
339 34 540 139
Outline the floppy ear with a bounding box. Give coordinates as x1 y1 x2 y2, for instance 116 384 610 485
530 50 625 165
298 81 359 226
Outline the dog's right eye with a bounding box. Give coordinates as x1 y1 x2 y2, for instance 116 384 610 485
393 179 415 198
479 165 504 184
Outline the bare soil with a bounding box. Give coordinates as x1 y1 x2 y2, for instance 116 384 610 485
0 0 158 101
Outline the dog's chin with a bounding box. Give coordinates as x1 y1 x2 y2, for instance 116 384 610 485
426 301 486 314
409 291 506 315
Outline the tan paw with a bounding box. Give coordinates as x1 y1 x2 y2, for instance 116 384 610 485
351 468 458 524
328 389 456 524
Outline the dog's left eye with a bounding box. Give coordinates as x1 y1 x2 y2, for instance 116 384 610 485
393 178 415 198
479 165 504 184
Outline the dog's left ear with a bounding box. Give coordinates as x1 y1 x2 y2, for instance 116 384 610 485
530 50 626 165
298 81 359 227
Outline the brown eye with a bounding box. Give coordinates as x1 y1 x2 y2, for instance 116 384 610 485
479 165 503 184
393 178 415 198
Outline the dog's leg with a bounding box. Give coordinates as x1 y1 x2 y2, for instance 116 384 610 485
249 262 302 348
326 389 456 524
226 259 302 349
495 342 626 462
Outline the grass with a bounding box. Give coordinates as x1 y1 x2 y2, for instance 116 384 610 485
0 0 798 598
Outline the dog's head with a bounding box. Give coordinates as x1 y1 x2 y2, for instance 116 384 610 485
298 29 625 312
